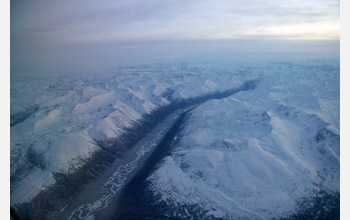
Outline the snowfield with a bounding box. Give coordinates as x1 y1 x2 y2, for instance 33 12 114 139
10 61 339 219
10 63 252 205
147 62 339 219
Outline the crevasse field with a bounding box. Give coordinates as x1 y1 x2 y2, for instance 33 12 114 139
10 61 339 220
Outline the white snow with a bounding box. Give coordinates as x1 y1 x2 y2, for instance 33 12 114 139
147 61 340 219
10 63 254 204
10 61 339 217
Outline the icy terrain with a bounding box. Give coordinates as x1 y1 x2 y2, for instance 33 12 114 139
10 61 339 219
10 63 253 205
147 62 340 219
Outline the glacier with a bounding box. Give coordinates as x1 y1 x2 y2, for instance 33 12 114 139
10 61 339 219
145 62 340 219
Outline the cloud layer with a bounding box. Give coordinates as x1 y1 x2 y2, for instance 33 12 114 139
11 0 339 43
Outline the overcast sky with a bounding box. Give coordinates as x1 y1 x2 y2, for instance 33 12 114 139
11 0 340 74
12 0 339 44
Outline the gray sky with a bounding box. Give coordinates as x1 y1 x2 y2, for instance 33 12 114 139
11 0 340 74
12 0 339 43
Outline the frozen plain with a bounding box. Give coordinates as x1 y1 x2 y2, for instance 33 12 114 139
10 61 339 219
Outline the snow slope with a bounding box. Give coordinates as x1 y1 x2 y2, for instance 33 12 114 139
11 61 339 220
10 63 254 205
147 62 340 219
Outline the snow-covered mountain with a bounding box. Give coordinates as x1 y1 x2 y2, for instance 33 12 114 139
10 61 339 219
147 62 340 219
10 63 253 204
